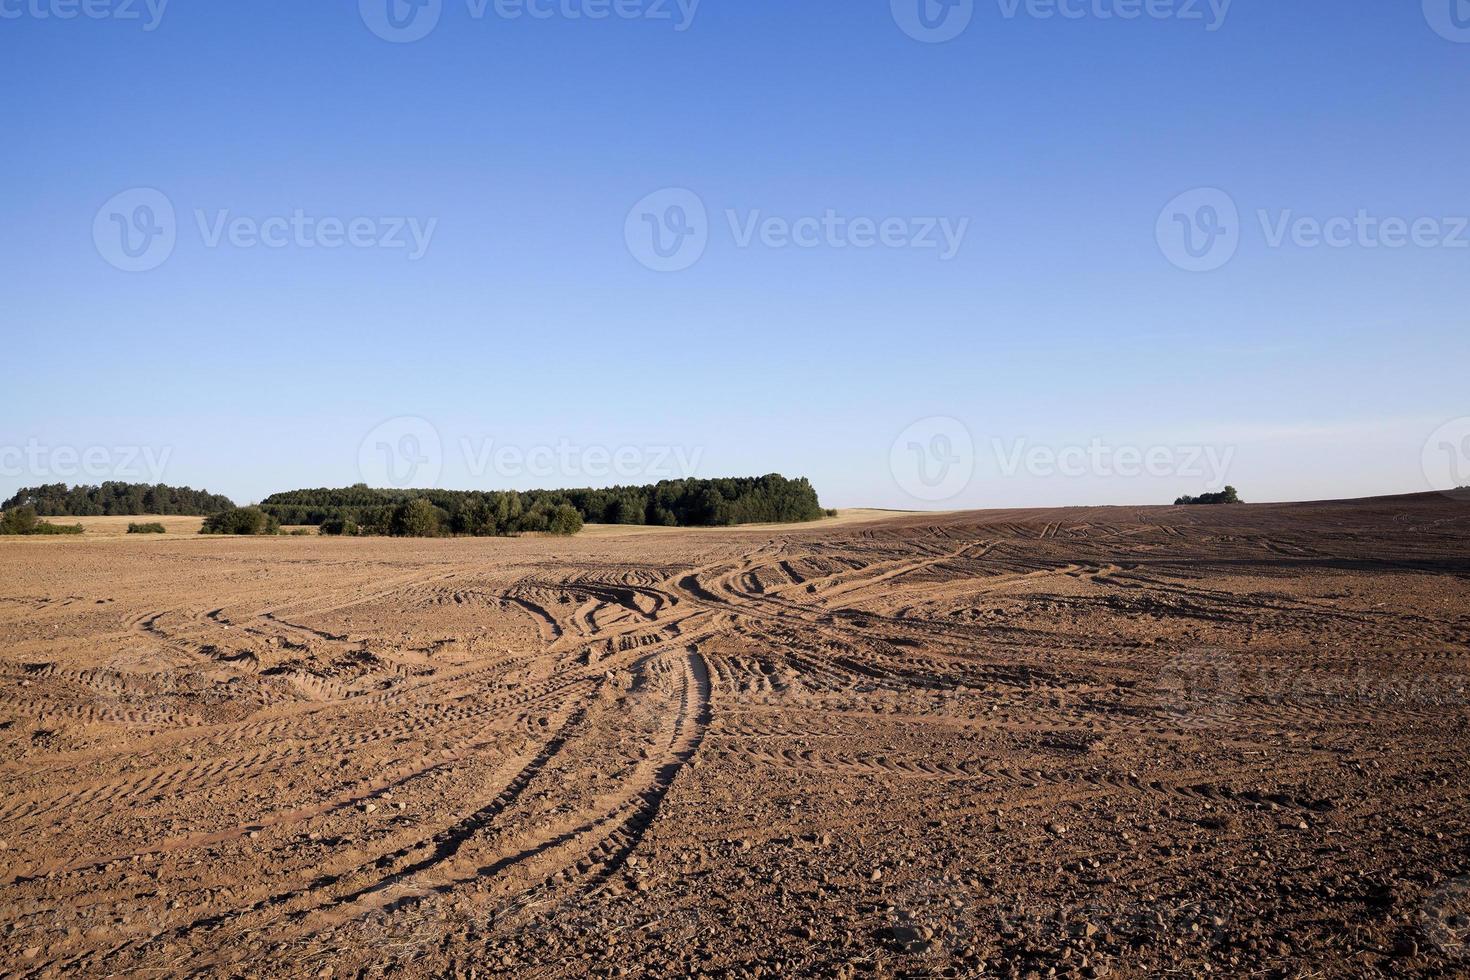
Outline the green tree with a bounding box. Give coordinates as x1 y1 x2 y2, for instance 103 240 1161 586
548 504 584 536
0 506 40 535
390 498 443 537
201 507 281 535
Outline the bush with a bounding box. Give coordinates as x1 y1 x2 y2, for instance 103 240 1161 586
127 522 166 534
388 498 443 537
320 516 362 537
0 506 84 535
1174 486 1242 506
31 522 85 535
548 504 584 536
201 507 281 535
0 507 40 535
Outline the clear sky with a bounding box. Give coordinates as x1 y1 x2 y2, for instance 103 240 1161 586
3 1 1468 509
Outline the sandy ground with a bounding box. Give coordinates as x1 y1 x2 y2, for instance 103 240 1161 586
1 494 1468 978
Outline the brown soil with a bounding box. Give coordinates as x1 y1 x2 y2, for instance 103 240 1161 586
1 494 1468 978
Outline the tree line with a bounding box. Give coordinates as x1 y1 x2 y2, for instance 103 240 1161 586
2 482 235 517
260 475 828 535
1174 486 1242 506
2 475 829 538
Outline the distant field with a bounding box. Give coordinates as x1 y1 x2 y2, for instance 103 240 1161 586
0 516 325 539
39 515 207 537
3 510 915 540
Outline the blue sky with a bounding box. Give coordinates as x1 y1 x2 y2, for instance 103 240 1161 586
2 1 1467 509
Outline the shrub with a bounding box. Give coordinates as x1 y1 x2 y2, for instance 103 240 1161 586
1174 486 1242 506
201 507 282 535
0 506 40 535
128 522 167 534
31 522 85 535
548 504 584 536
0 506 84 535
320 516 362 537
388 498 443 537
